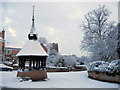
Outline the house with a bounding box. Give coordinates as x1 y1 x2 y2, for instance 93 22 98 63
0 30 21 61
5 47 21 62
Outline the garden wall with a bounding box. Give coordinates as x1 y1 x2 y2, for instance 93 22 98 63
12 65 86 72
88 71 120 84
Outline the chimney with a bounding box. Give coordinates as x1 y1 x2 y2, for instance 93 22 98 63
2 29 5 39
2 29 5 61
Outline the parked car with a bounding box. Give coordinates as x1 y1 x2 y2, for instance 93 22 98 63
0 64 13 71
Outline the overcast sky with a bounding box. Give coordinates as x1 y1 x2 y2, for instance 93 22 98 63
0 1 118 56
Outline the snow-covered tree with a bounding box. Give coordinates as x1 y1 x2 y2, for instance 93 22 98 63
38 37 58 55
46 54 65 67
47 54 78 68
38 37 78 67
77 56 89 65
38 37 48 45
117 23 120 58
63 55 78 68
81 5 118 62
48 49 58 56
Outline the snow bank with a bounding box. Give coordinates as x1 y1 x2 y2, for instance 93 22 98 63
47 66 68 69
0 64 13 69
13 64 18 66
1 61 12 65
75 65 86 68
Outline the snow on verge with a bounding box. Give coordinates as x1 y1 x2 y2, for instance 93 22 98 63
0 71 118 88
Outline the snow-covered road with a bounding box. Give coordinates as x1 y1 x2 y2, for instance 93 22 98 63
0 71 118 88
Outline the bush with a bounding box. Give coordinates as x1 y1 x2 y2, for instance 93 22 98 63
106 59 120 74
88 59 120 75
88 61 109 72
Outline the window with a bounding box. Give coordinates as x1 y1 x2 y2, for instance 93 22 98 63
6 50 12 55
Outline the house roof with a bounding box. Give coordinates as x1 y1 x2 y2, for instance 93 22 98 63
5 47 21 50
16 40 48 56
0 37 3 42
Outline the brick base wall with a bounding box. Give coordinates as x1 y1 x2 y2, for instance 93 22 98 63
17 70 47 81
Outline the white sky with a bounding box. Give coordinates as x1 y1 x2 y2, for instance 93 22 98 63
0 1 118 56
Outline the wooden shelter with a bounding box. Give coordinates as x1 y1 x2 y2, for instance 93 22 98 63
17 6 48 81
17 40 48 71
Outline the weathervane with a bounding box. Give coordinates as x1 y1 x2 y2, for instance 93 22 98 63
32 5 35 21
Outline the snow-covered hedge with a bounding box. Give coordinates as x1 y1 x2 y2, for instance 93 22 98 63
88 61 109 72
88 59 120 74
2 61 12 65
106 60 120 74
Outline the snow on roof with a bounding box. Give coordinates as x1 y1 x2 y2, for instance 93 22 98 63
0 37 2 39
0 37 3 42
5 47 21 50
17 40 48 56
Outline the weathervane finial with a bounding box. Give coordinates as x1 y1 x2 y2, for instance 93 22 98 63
32 5 35 20
28 5 37 40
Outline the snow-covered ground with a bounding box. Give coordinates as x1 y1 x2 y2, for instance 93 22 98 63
0 71 118 88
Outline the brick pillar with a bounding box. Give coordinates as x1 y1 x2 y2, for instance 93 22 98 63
2 29 5 40
2 29 5 61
